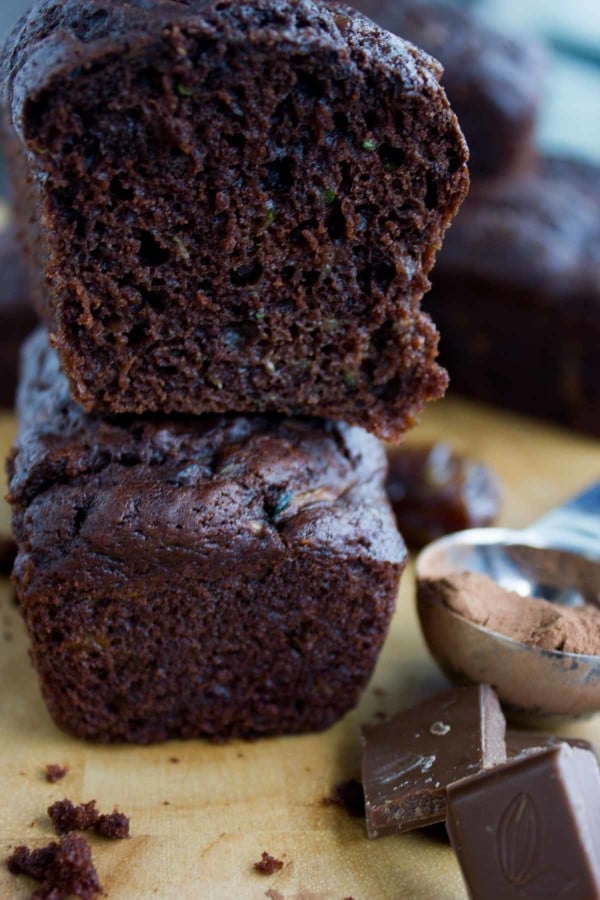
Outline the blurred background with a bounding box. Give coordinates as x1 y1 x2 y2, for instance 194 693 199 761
2 0 599 163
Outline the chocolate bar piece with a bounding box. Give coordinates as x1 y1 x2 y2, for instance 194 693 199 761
447 745 600 900
361 685 506 838
507 730 595 759
386 443 501 547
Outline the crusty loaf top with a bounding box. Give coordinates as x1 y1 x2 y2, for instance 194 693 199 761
10 329 406 565
2 0 447 136
354 0 544 114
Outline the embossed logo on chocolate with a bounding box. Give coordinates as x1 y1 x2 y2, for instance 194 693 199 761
497 793 577 896
498 793 538 887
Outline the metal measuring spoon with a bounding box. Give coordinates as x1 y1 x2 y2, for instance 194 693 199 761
416 482 600 722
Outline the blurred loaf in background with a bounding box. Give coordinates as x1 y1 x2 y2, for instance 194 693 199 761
354 0 600 436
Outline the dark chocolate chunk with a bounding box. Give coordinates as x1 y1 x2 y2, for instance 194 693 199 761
361 685 506 838
507 730 595 759
386 443 501 547
447 745 600 900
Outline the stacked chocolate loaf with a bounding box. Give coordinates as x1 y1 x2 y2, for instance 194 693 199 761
1 0 468 742
355 0 600 437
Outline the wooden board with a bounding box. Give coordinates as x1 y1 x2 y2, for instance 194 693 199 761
1 397 599 900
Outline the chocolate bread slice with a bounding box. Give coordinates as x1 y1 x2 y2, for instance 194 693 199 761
353 0 544 179
8 329 406 743
1 0 468 440
424 156 600 436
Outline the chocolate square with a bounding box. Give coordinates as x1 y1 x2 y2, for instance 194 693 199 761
447 744 600 900
361 685 506 838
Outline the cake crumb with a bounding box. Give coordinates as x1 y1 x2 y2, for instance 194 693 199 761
48 799 130 839
45 764 68 783
253 852 284 875
168 756 180 764
322 779 365 818
49 800 98 835
95 811 130 839
7 834 102 899
265 890 284 900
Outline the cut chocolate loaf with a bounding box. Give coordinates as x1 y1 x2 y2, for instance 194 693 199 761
425 156 600 436
353 0 544 179
8 329 406 743
1 0 468 440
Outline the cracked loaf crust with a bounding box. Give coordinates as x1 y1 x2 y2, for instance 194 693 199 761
1 0 468 440
8 329 407 743
354 0 544 179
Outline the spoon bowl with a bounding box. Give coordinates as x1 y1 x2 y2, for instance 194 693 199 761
415 483 600 723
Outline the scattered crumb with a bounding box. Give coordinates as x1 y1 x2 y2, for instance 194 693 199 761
322 779 365 818
48 799 130 839
162 801 170 806
168 757 180 764
7 844 57 881
95 812 130 840
7 834 102 899
253 852 284 876
373 710 387 721
236 752 245 759
49 800 98 836
265 890 284 900
0 536 17 577
45 764 68 784
373 686 386 697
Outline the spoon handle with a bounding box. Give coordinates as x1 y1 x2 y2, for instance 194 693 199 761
527 481 600 560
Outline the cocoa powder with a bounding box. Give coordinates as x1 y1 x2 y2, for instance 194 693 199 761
429 570 600 656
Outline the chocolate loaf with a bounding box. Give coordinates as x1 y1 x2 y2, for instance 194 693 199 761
353 0 544 179
1 0 468 440
425 156 600 436
8 329 406 743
